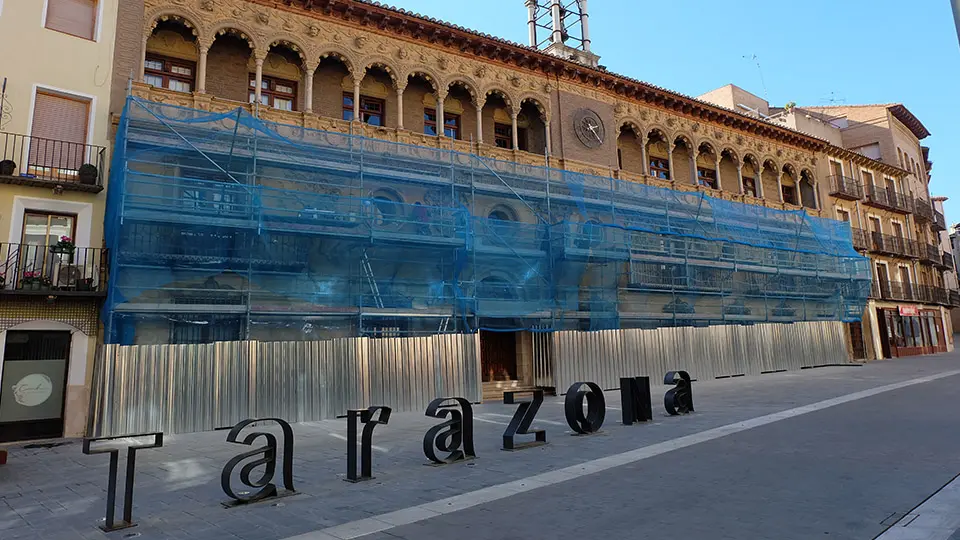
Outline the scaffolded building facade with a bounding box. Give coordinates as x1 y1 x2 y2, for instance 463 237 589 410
102 98 872 344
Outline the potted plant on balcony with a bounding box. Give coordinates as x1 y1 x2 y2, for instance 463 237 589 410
20 271 42 291
0 159 15 176
50 236 75 255
78 164 98 185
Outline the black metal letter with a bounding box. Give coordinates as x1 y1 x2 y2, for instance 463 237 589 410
423 397 476 464
346 406 391 482
564 382 605 434
220 418 295 506
502 390 547 450
664 370 694 415
82 432 163 531
620 376 653 425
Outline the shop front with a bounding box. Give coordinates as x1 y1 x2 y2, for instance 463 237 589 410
876 305 947 358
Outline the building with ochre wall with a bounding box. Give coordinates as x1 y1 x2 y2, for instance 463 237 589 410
95 0 933 423
0 0 117 442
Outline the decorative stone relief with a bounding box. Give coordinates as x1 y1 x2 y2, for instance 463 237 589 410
306 24 320 37
199 0 215 11
354 36 367 49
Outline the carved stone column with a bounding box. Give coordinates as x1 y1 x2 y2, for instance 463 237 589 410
639 133 649 176
714 155 722 190
689 152 698 186
667 143 675 181
353 79 362 124
303 61 318 114
511 109 520 150
139 35 149 82
253 54 266 109
777 170 785 203
736 162 744 194
474 98 483 144
396 83 406 130
544 118 552 156
436 89 446 138
197 46 209 94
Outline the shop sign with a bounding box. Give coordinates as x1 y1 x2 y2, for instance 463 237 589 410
899 305 919 317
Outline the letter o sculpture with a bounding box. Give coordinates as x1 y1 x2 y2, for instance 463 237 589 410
564 382 605 434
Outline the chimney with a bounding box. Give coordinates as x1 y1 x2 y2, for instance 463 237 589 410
526 0 600 68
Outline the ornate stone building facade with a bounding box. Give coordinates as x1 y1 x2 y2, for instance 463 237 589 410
102 0 939 373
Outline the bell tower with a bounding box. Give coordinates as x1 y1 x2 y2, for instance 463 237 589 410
526 0 600 68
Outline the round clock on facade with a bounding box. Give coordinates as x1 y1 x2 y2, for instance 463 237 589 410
573 109 606 148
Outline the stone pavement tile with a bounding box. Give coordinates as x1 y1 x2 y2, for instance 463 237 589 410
2 355 960 540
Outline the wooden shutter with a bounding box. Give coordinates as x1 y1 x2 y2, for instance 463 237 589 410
45 0 97 40
29 92 90 175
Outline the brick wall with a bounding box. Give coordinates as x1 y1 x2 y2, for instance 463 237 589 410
207 36 251 103
551 90 616 168
617 132 644 174
719 157 739 191
110 0 145 117
402 79 431 133
313 62 349 119
672 145 693 185
761 167 779 200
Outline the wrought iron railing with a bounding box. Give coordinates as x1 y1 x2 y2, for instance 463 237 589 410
950 290 960 307
921 243 941 265
0 132 106 187
876 279 918 302
942 252 954 270
850 227 870 251
0 242 107 294
867 232 918 258
864 184 912 214
827 175 862 200
913 197 934 222
934 208 946 231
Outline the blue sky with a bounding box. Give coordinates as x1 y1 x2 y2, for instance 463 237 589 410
384 0 960 222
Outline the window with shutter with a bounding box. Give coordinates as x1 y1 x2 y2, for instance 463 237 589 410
45 0 98 41
28 91 90 181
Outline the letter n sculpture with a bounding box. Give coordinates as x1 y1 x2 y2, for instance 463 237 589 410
346 406 391 482
664 370 694 415
220 418 295 507
82 432 163 531
423 397 476 464
620 376 653 425
502 389 547 450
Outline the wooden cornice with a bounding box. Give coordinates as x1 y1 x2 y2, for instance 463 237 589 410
272 0 828 151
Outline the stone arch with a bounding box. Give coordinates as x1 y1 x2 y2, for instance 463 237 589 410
761 156 780 172
359 56 400 88
673 132 694 149
517 93 549 121
143 8 203 39
486 203 520 222
720 147 741 165
316 46 358 77
444 76 480 105
618 118 644 138
403 67 441 94
482 87 514 109
646 126 669 142
800 168 818 209
266 34 310 63
205 20 262 52
742 152 760 170
782 162 799 178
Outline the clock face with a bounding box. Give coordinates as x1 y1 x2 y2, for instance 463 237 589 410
573 109 606 149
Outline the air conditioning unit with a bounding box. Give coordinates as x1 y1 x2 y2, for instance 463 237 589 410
55 264 82 289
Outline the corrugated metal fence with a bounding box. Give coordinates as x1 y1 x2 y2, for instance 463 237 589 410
537 321 850 391
89 322 849 437
88 334 481 437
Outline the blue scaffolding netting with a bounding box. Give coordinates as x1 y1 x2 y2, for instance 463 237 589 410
102 97 872 343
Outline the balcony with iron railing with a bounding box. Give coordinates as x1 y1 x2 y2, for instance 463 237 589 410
913 197 934 222
0 242 108 295
933 208 946 231
920 243 941 265
937 251 953 270
0 132 105 193
874 279 919 302
827 175 863 200
950 290 960 307
851 227 870 252
867 232 919 259
864 184 912 214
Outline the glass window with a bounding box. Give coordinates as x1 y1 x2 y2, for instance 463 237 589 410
697 167 717 189
742 177 757 197
494 123 512 149
424 108 460 139
249 74 297 111
144 54 196 93
45 0 97 40
649 158 670 180
343 93 384 125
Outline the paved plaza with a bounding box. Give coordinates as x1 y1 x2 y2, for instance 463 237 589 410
3 352 960 540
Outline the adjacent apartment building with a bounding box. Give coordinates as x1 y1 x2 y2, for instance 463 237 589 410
0 0 117 442
735 95 956 360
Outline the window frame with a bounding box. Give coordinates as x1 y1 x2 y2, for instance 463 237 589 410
43 0 100 41
250 74 298 111
781 184 798 205
424 108 461 139
494 123 513 149
144 53 196 94
696 167 718 189
342 93 385 125
649 157 670 180
742 176 757 197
